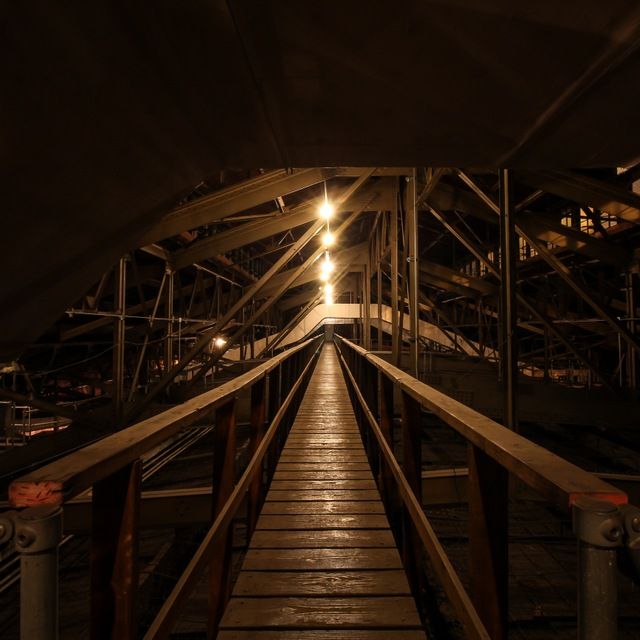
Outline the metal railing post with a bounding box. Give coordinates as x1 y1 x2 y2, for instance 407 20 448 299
573 497 623 640
14 505 63 640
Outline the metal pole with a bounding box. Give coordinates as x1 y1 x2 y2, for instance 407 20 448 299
573 497 622 640
391 185 400 365
377 222 383 350
113 257 126 422
626 271 637 390
363 263 371 350
165 267 174 373
499 169 518 432
407 169 419 378
15 505 63 640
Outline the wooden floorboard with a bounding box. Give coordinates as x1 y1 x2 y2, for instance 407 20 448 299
219 344 426 638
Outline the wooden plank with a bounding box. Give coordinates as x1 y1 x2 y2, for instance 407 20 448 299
273 471 374 481
275 463 371 471
218 631 426 640
266 490 381 502
260 501 385 515
270 480 377 491
256 514 389 530
219 596 422 628
279 454 369 463
250 529 395 548
234 570 411 596
243 548 402 571
283 443 362 449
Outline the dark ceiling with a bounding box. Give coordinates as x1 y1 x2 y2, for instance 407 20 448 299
2 1 640 360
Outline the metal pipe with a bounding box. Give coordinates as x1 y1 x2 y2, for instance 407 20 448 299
15 505 63 640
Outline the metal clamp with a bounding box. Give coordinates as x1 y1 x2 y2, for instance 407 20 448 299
572 496 624 548
14 506 63 555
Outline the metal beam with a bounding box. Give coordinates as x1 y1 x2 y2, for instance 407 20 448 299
141 168 339 244
190 204 374 383
457 170 640 361
172 174 384 269
426 203 614 391
259 242 368 297
127 219 325 420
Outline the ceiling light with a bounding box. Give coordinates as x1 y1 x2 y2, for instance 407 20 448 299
319 201 334 220
214 337 226 348
322 231 335 247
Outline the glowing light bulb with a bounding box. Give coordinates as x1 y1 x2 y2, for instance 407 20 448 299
322 231 335 247
321 255 334 273
319 201 334 220
319 270 330 282
214 337 226 348
324 283 333 296
325 293 334 305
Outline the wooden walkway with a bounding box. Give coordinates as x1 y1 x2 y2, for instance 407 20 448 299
219 344 426 639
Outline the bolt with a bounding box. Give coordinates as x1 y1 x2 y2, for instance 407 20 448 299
632 516 640 533
603 525 621 543
15 529 35 549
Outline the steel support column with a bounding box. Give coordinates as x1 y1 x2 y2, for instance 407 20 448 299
407 170 419 377
626 272 638 390
391 184 400 365
363 262 371 350
164 267 175 373
112 257 126 422
499 169 518 432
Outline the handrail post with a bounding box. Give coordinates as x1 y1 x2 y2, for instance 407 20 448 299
13 505 63 640
468 443 508 640
208 399 237 636
400 391 423 597
247 378 267 540
573 497 623 640
91 459 142 640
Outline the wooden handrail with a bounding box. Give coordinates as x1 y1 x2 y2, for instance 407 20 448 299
9 337 321 508
335 335 627 510
143 339 322 638
335 343 491 640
